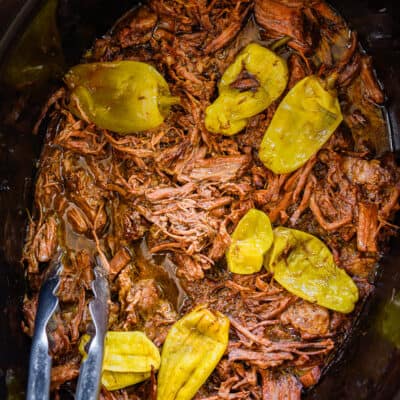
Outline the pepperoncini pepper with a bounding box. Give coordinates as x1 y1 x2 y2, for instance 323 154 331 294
259 75 343 174
265 227 359 313
2 0 64 87
205 43 288 135
226 209 273 274
79 331 160 391
378 292 400 349
157 305 229 400
65 61 179 134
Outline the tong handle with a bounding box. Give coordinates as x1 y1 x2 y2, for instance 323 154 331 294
27 258 62 400
76 260 109 400
75 332 105 400
26 331 52 400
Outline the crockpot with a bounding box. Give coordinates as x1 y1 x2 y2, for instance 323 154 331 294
0 0 399 398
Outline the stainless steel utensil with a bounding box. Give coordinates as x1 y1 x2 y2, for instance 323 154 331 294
76 255 109 400
26 252 63 400
27 252 109 400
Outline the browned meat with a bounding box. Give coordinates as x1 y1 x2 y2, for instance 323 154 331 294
261 370 302 400
116 6 158 48
145 183 196 202
343 156 392 187
129 279 160 317
255 0 312 53
67 206 90 235
229 347 294 367
203 1 252 54
339 244 378 279
175 253 206 281
22 0 400 398
281 301 330 338
109 247 132 277
287 53 309 89
208 220 231 261
119 206 148 243
130 6 157 32
299 366 321 388
75 250 94 289
188 155 252 183
22 296 38 337
70 289 86 342
360 56 385 104
54 122 107 155
357 202 378 253
57 274 82 303
116 264 178 343
230 70 261 92
34 215 58 264
338 53 361 87
51 359 80 390
48 313 71 356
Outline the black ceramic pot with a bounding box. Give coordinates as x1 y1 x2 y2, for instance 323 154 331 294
0 1 399 399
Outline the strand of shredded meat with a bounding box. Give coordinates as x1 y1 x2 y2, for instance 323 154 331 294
22 0 400 399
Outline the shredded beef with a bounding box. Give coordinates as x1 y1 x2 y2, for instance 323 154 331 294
22 0 400 399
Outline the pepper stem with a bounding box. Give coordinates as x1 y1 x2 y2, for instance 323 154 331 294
270 36 291 51
325 72 338 91
159 95 180 108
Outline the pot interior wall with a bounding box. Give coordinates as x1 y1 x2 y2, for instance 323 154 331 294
0 0 399 398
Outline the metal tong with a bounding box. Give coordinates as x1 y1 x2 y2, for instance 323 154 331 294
27 252 109 400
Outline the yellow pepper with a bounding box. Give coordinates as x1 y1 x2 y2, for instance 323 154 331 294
157 305 229 400
103 331 161 373
2 0 64 87
205 43 288 135
102 371 150 391
226 209 273 274
259 75 343 174
79 331 160 391
265 227 359 313
378 292 400 349
65 61 179 134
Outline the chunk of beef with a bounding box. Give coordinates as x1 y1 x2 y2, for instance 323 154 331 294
280 301 330 338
